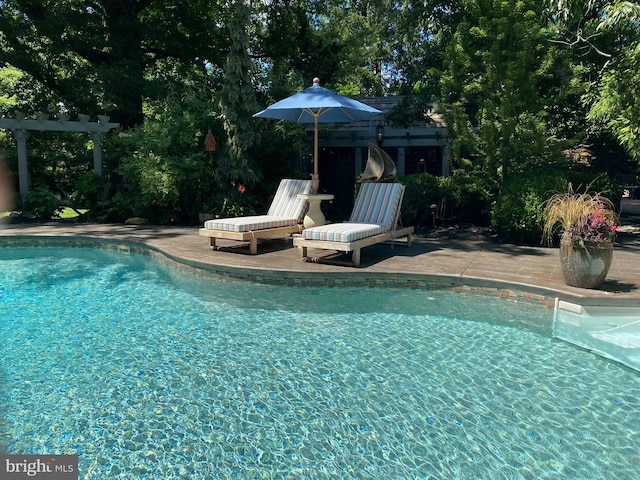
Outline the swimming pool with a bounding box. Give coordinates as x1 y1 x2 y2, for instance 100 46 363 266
1 247 639 479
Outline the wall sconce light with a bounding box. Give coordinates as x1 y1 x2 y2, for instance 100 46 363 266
376 122 384 145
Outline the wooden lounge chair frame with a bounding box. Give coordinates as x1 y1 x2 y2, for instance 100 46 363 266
199 179 312 254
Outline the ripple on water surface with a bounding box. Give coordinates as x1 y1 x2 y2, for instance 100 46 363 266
0 247 639 479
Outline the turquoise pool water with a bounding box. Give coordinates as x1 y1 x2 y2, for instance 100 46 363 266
0 247 639 479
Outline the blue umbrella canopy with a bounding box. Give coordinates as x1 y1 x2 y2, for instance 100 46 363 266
253 78 382 191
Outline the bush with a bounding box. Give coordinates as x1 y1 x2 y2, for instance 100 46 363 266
22 187 62 220
401 173 442 226
490 169 615 245
400 172 493 227
444 171 493 224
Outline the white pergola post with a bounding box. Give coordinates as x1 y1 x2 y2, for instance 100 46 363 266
13 129 29 199
441 145 449 177
90 131 105 176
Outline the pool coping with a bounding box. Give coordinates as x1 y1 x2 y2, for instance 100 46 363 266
2 225 640 309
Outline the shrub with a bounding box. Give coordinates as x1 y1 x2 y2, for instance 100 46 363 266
400 172 494 227
490 169 616 245
443 171 493 224
400 173 442 226
22 187 62 220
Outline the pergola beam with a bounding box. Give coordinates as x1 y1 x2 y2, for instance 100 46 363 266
0 114 119 133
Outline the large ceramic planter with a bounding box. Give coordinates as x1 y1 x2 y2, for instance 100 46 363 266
559 236 613 289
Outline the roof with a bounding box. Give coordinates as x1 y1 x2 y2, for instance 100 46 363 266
342 95 446 131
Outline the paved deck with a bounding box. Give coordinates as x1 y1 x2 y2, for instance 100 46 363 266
2 202 639 307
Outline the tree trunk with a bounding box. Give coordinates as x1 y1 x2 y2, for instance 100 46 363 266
101 0 149 128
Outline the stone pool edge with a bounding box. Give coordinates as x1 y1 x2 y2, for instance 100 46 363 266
0 234 571 309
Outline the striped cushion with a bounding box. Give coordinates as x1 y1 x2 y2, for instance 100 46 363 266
267 179 313 220
301 223 384 242
349 183 403 230
204 215 298 233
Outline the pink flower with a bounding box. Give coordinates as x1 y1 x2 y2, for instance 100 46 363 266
238 184 246 194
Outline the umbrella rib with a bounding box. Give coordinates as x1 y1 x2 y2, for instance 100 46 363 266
339 107 357 121
298 107 332 122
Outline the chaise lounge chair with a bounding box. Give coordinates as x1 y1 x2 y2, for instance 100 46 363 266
293 182 413 266
199 178 313 254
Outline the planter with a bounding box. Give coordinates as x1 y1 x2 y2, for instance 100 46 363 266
559 236 613 289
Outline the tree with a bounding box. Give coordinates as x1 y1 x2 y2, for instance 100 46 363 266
434 0 569 182
586 1 640 161
217 0 261 187
0 0 228 128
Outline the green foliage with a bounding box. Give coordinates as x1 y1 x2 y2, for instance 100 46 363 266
217 0 261 186
68 172 108 210
94 191 135 223
401 173 442 226
214 183 257 218
443 171 494 223
401 172 493 226
491 172 564 245
0 0 229 127
0 66 23 111
586 2 640 161
2 0 637 229
22 186 62 220
437 0 571 182
490 168 617 245
109 88 218 224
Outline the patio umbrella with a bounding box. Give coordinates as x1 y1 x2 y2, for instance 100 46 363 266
253 78 382 192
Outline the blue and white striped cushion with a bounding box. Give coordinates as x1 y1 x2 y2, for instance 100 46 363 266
204 215 297 233
301 223 384 242
267 179 313 220
348 183 403 230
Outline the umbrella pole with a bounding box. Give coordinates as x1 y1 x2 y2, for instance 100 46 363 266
312 114 319 193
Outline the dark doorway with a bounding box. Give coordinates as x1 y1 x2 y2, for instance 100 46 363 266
318 147 360 221
405 146 442 175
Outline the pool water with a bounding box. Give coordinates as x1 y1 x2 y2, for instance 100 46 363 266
1 247 639 479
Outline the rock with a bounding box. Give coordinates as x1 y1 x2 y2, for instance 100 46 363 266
125 217 149 225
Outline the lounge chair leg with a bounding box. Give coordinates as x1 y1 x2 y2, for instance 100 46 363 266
352 249 361 266
249 238 258 255
209 237 216 249
407 233 412 248
300 246 308 258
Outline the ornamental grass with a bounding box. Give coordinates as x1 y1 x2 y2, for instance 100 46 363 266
542 190 618 246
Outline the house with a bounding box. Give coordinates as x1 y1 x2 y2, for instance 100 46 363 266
304 96 450 220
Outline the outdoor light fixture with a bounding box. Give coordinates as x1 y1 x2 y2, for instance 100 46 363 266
430 203 438 226
376 122 384 145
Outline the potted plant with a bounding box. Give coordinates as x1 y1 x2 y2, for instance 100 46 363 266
542 189 618 289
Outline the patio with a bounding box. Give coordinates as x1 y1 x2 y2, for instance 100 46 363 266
1 198 639 307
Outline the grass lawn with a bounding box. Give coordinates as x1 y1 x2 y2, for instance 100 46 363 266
57 207 87 219
1 207 88 220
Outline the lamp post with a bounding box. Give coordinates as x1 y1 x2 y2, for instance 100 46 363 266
430 203 438 226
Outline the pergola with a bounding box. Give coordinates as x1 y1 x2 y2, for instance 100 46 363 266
0 111 119 202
